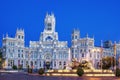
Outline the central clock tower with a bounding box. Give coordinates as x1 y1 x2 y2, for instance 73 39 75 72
40 13 58 41
44 13 55 33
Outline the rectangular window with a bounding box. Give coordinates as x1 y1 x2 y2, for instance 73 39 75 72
72 49 74 53
54 61 56 67
75 36 77 39
35 61 37 65
54 55 56 59
34 53 38 58
8 49 10 52
18 49 20 52
10 53 13 57
18 35 20 39
21 50 23 52
75 50 77 53
75 54 78 58
80 49 82 52
13 49 14 52
22 36 24 39
82 53 84 57
21 60 23 64
22 54 23 58
26 61 28 66
18 60 20 65
59 62 61 65
64 62 66 65
94 54 96 58
40 62 41 67
97 55 99 58
9 42 10 46
72 54 74 59
90 53 92 57
25 54 28 58
18 54 20 58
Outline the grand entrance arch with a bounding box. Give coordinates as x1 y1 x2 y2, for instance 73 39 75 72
45 61 51 69
44 53 52 69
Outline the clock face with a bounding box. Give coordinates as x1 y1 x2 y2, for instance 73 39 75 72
46 55 50 59
46 36 53 41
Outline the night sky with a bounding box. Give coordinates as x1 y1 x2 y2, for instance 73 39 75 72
0 0 120 47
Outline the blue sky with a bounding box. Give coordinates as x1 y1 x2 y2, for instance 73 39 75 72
0 0 120 47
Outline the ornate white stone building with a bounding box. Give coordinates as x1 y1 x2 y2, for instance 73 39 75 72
2 13 70 69
2 13 120 70
2 28 25 69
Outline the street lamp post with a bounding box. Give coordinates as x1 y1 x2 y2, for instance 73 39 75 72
114 41 117 76
28 51 31 69
118 56 120 69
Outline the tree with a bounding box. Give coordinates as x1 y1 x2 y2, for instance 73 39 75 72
77 67 84 76
38 68 45 75
116 68 120 77
0 52 3 69
12 65 17 70
99 56 118 69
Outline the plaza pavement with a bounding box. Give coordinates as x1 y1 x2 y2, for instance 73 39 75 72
0 72 120 80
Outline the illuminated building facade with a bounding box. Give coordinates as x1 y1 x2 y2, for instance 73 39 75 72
2 13 120 69
2 13 70 69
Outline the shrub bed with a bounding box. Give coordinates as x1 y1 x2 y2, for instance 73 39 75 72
38 68 45 75
76 67 84 76
12 65 17 70
116 68 120 77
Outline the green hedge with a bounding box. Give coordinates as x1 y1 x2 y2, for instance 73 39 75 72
12 65 17 70
38 68 44 75
116 68 120 77
77 67 84 76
